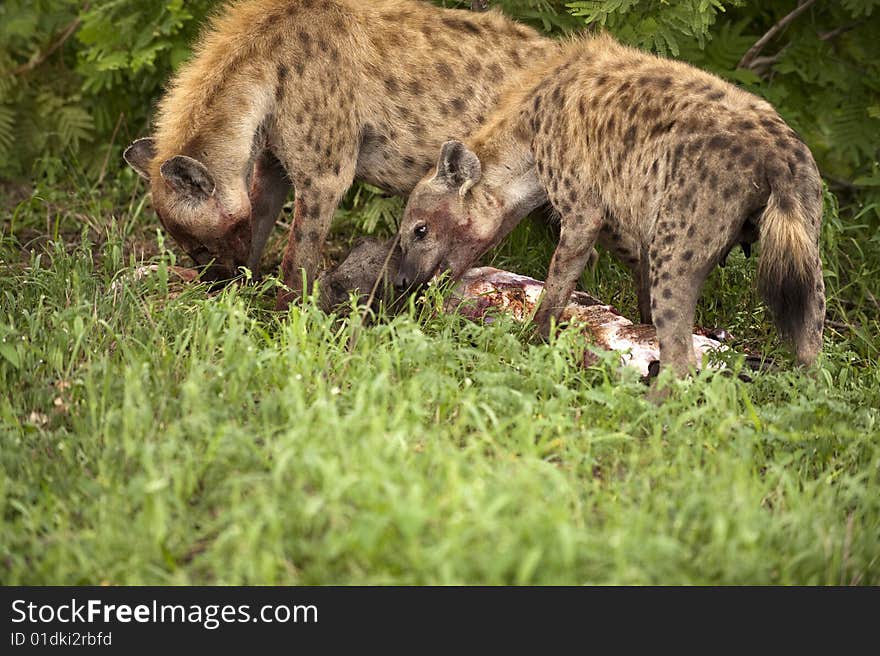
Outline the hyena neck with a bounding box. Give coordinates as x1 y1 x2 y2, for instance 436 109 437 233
471 125 546 248
153 74 276 217
467 44 573 241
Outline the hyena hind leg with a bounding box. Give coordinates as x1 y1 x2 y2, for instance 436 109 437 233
648 246 712 378
534 205 604 338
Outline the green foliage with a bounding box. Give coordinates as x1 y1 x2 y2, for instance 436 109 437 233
334 184 405 236
567 0 743 54
0 0 212 180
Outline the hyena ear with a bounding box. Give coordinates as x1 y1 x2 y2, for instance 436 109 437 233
123 137 156 180
437 140 481 197
159 155 215 200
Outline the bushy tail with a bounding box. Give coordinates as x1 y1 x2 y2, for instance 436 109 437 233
757 185 824 365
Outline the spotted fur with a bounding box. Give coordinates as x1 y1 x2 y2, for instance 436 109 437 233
123 0 556 306
396 33 825 376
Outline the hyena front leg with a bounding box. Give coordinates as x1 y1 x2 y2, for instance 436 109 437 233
248 150 291 275
534 203 604 338
276 160 357 310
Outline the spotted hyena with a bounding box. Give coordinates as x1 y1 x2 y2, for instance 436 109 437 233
122 0 555 309
395 34 825 376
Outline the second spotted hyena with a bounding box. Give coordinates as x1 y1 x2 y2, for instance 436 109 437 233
122 0 555 310
395 34 825 376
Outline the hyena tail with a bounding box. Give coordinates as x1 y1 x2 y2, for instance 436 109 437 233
756 181 824 366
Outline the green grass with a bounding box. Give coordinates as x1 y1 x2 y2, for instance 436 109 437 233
1 177 879 585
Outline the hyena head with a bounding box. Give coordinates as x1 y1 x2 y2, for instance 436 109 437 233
395 141 495 291
123 138 251 281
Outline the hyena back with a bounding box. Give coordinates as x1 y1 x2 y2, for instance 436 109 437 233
122 0 555 308
396 34 825 375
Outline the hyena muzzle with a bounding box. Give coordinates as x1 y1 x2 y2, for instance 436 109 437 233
395 34 825 377
122 0 556 309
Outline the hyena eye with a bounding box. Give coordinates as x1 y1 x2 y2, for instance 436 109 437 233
414 224 428 241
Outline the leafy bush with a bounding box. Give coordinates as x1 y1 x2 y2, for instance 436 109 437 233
0 0 212 181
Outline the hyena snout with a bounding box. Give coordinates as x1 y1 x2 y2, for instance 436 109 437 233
393 273 411 293
393 258 422 293
393 241 445 292
194 217 254 282
223 217 254 271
